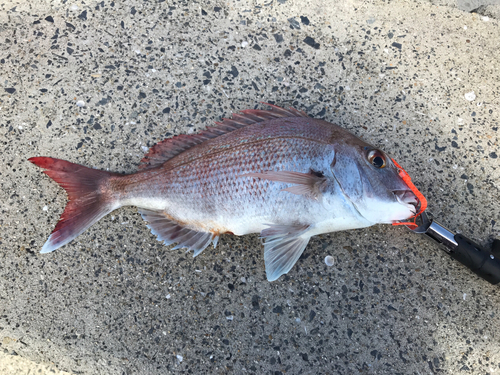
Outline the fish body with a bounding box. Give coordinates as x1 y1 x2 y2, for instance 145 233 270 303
29 104 418 281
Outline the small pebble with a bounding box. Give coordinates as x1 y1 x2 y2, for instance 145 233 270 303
241 41 248 48
166 294 171 299
226 315 234 321
176 355 183 362
325 255 334 266
76 100 85 107
464 91 475 101
42 205 48 211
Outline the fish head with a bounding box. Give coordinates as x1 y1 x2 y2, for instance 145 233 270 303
331 141 419 224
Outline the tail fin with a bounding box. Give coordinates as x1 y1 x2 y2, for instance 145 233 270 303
28 157 120 253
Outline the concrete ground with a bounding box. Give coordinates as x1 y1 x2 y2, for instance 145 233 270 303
1 0 499 374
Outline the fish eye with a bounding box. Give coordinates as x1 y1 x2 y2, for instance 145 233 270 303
367 150 386 168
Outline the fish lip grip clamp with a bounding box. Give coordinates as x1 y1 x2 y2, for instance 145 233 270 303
410 211 500 285
391 158 500 285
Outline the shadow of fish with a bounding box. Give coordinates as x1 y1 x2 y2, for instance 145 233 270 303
29 103 419 281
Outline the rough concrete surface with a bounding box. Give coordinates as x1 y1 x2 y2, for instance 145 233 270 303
472 4 500 19
1 0 499 374
0 348 72 375
424 0 500 20
426 0 500 14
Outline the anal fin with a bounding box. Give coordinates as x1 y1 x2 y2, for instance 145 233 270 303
261 223 312 281
139 209 217 257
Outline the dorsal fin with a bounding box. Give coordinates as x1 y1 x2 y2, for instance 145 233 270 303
138 103 309 170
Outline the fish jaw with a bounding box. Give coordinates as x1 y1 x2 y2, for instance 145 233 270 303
360 190 418 224
393 190 418 209
343 187 419 225
390 189 419 222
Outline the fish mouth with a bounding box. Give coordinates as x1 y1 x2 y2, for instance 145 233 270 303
393 190 419 215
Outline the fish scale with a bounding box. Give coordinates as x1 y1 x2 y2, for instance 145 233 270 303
29 103 419 281
132 138 330 236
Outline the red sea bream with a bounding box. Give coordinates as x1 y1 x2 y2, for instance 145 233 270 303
29 104 419 281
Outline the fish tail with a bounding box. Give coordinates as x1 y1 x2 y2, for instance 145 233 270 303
28 157 120 253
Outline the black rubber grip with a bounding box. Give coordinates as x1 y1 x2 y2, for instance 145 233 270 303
492 239 500 257
451 234 500 285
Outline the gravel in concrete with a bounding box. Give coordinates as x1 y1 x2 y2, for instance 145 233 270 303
1 0 499 374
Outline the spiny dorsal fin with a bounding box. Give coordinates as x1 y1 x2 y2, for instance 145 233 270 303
138 103 309 170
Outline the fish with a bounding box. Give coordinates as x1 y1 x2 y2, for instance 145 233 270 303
29 103 420 281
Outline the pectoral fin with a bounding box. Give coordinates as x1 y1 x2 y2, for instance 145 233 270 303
242 170 326 199
260 224 312 281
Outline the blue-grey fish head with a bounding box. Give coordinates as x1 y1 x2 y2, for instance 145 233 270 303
331 142 419 224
